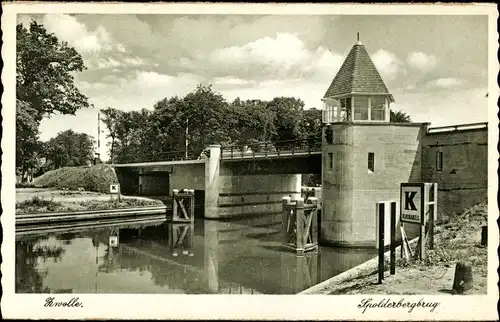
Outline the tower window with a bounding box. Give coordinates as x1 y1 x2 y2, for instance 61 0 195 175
328 153 333 170
370 97 386 121
368 152 375 172
353 96 369 121
436 151 443 171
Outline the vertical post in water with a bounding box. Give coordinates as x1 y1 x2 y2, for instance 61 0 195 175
295 198 305 254
172 189 179 220
189 189 195 221
378 202 385 284
390 201 396 275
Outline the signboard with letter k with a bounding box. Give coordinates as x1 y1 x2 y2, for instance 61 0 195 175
109 184 120 194
400 183 424 224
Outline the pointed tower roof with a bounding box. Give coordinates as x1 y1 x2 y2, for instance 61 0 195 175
323 42 395 102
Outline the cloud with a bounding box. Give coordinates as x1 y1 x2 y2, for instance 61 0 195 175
392 87 487 127
123 57 145 66
427 77 466 88
94 57 122 69
206 32 343 80
76 71 201 111
213 76 253 87
41 14 124 54
407 51 437 72
371 49 405 81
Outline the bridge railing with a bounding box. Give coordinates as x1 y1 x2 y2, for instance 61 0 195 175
221 137 322 160
115 148 204 164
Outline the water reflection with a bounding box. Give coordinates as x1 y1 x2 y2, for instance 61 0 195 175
16 215 377 294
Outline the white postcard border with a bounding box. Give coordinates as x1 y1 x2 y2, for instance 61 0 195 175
1 3 498 320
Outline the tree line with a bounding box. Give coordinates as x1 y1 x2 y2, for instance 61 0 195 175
100 87 323 163
15 20 411 181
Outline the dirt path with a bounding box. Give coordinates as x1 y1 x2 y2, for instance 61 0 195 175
323 263 487 295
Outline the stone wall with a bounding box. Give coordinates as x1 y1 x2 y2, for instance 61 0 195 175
217 163 302 218
321 123 426 247
421 127 488 214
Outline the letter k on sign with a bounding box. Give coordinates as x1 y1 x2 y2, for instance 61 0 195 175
404 191 417 210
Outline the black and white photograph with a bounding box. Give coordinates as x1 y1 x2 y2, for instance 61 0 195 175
1 2 498 320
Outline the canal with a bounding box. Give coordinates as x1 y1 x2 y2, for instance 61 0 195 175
16 214 377 294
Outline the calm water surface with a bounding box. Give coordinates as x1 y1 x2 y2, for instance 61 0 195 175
16 214 377 294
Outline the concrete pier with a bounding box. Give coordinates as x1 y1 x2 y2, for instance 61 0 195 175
204 145 221 219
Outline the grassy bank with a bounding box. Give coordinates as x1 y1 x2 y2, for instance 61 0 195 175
16 195 164 214
32 164 118 193
313 202 488 295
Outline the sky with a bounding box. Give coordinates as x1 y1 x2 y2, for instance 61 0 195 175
17 14 490 160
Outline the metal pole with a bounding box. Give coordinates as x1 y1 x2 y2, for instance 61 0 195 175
390 201 396 275
97 111 101 161
185 118 189 159
378 203 385 284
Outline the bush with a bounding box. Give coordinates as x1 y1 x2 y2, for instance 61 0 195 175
16 196 62 213
33 164 119 193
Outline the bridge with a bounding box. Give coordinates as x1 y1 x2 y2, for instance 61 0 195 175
114 138 322 166
113 137 322 220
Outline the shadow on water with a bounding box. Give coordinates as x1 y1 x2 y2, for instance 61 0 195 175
16 213 378 294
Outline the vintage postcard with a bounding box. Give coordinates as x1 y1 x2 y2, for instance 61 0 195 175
1 2 498 320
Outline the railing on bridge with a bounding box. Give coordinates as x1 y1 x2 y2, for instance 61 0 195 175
113 137 322 164
115 148 204 164
220 137 322 160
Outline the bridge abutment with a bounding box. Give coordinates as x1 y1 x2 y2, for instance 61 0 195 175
204 145 221 219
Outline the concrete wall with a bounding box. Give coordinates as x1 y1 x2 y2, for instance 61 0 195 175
421 128 487 214
141 174 170 196
321 123 426 247
216 164 301 218
169 164 205 194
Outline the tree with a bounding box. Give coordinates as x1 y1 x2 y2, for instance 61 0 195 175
100 108 124 163
228 98 276 147
16 100 42 181
17 21 90 121
182 85 232 151
390 109 412 123
267 97 305 148
301 107 323 146
44 130 95 169
16 20 90 179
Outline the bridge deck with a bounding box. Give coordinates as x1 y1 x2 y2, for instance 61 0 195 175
113 159 205 168
113 150 322 168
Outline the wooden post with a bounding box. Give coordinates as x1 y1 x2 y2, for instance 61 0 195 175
282 196 292 246
309 197 319 247
419 184 426 260
172 189 195 222
419 224 425 260
390 201 396 275
378 202 385 284
428 204 435 250
481 226 487 246
295 198 305 254
400 222 404 259
172 189 179 220
190 189 195 221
